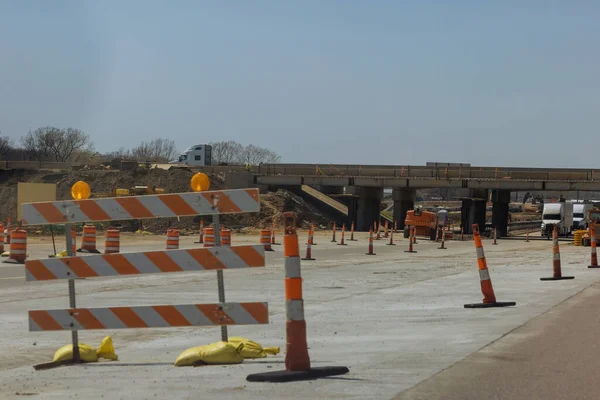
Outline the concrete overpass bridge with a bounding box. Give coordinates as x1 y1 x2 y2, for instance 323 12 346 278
224 163 600 236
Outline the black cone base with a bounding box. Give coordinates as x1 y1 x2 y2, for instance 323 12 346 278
2 258 23 264
404 250 417 253
337 243 347 246
348 239 357 241
540 276 575 281
247 366 349 383
438 247 446 250
386 243 396 246
588 265 600 268
194 241 204 244
77 248 101 254
365 252 376 255
301 257 315 261
464 301 516 308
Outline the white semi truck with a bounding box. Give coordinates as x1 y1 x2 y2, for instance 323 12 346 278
541 202 574 238
572 202 592 230
170 144 213 167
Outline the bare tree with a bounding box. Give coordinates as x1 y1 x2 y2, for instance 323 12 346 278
22 127 94 162
22 127 53 161
48 128 94 162
0 134 14 159
130 138 178 162
210 141 281 165
210 141 244 164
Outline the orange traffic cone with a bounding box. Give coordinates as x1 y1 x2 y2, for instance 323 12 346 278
337 224 347 246
386 229 396 246
589 223 599 268
438 229 446 250
464 224 516 308
349 222 357 241
247 212 349 382
331 222 337 243
541 225 574 280
366 228 375 255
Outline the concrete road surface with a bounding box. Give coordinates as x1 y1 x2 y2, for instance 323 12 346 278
394 282 600 400
0 231 598 399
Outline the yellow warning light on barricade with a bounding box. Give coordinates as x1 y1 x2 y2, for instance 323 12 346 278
190 173 210 192
71 181 91 200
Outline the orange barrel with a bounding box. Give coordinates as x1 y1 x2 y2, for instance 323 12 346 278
9 228 26 263
260 229 273 251
203 227 215 248
104 228 120 254
0 223 4 253
166 228 180 250
220 229 231 246
81 224 98 252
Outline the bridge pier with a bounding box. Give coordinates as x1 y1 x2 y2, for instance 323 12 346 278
392 188 416 230
461 189 488 234
492 190 510 238
346 187 383 231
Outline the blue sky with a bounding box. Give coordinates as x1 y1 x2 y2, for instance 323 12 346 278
1 1 598 166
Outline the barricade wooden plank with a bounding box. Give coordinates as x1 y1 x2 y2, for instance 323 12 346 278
21 188 260 225
29 302 269 331
25 245 265 281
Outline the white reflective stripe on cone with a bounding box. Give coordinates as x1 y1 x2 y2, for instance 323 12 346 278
10 250 26 254
554 253 561 261
479 268 490 281
285 257 302 278
476 247 485 259
286 299 305 321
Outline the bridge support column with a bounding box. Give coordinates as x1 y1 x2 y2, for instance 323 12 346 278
492 190 510 238
392 189 416 230
461 189 488 234
346 187 383 231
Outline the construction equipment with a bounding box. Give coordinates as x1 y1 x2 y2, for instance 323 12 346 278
404 207 447 241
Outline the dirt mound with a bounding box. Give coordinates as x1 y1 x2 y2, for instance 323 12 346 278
0 167 329 234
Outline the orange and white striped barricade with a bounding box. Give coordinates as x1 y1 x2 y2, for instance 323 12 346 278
260 229 273 251
104 228 120 254
349 222 356 241
302 229 315 261
3 228 26 264
196 218 205 244
0 222 4 253
22 188 266 368
464 224 516 308
247 212 348 382
203 227 215 248
70 227 76 255
541 225 574 281
366 228 376 255
166 228 180 250
331 222 337 243
589 224 599 268
337 224 347 246
438 229 446 250
78 224 100 253
220 228 231 246
405 226 417 253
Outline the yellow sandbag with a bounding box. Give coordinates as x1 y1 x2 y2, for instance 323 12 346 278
228 336 280 359
53 336 118 363
174 341 244 366
55 250 68 258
